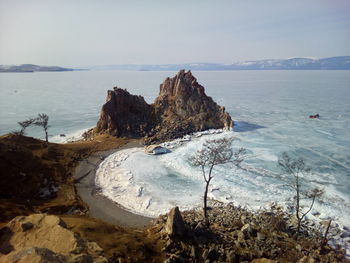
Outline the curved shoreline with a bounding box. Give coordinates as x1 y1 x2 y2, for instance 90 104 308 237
73 139 154 228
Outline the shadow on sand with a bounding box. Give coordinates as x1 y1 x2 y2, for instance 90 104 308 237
233 121 265 132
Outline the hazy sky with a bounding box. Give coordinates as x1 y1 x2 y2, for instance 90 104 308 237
0 0 349 66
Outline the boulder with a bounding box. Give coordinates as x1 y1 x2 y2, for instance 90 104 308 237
165 207 186 237
94 70 233 143
0 214 107 263
0 214 83 255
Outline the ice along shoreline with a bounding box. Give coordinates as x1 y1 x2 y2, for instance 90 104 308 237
73 139 154 228
94 130 350 256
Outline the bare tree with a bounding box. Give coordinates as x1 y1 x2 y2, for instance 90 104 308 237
189 137 246 223
278 152 324 234
17 118 36 136
34 113 50 143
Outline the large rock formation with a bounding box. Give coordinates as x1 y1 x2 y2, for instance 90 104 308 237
96 88 154 137
95 70 233 143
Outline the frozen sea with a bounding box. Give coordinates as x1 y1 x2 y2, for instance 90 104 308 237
1 70 349 230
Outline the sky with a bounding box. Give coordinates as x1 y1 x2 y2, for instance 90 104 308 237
0 0 349 66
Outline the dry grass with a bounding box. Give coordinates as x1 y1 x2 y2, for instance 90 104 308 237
0 133 128 222
0 133 168 262
61 215 165 262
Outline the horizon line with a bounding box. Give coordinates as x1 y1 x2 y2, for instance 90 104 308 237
1 55 350 68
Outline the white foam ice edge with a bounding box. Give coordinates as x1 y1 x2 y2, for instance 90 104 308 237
95 129 227 218
95 129 350 257
49 127 93 143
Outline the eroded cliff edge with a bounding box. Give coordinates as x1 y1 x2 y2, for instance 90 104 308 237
94 70 233 143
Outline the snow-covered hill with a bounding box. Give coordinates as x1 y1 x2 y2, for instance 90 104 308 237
82 56 350 71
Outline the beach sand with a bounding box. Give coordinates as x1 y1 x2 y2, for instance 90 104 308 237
73 139 154 228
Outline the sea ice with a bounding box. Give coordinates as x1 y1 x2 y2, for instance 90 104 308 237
95 129 350 255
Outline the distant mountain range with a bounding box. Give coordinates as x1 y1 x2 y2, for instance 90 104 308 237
0 64 73 72
85 56 350 71
1 56 349 72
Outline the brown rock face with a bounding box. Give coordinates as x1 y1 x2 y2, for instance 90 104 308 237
96 88 154 137
152 70 233 142
165 207 185 237
95 70 233 143
0 214 107 263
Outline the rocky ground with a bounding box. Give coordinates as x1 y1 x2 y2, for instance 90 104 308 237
0 213 164 263
1 202 348 263
0 134 165 262
152 202 347 263
0 134 349 263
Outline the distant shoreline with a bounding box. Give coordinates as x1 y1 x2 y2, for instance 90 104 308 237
3 69 350 73
77 56 350 71
2 56 349 72
0 71 73 73
0 64 75 73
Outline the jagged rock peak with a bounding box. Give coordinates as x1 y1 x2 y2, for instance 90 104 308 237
158 70 203 97
93 70 233 143
153 70 233 136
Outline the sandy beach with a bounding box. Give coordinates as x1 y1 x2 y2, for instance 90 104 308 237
73 139 154 228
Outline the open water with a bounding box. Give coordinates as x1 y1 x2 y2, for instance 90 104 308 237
1 70 349 234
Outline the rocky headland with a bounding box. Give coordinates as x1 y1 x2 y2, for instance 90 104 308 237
93 70 232 144
0 70 349 262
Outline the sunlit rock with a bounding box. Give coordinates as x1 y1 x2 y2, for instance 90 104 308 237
94 70 233 143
